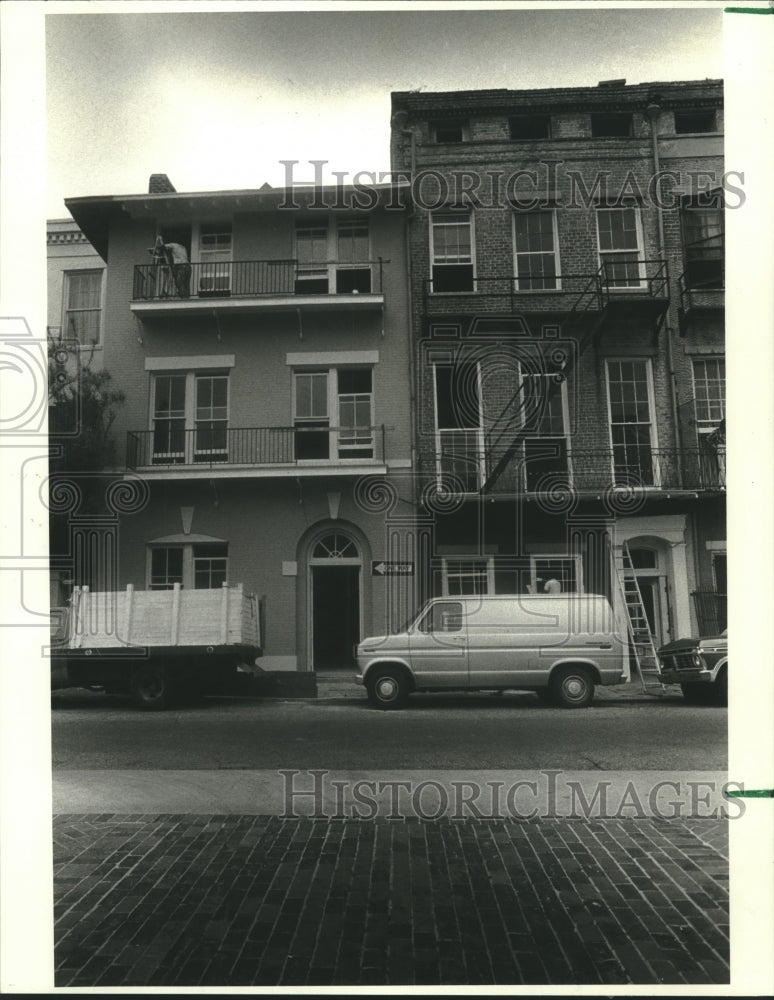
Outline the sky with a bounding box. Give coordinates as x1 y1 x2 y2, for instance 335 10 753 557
45 2 726 217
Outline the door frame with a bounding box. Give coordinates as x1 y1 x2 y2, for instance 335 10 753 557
306 527 363 671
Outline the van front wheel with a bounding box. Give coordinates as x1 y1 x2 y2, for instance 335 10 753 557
550 665 594 708
367 667 409 710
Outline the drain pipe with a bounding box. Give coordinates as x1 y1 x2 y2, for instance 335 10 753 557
392 110 419 504
646 99 683 481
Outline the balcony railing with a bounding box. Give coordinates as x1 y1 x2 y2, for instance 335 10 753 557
423 260 669 314
433 444 725 494
126 425 385 470
132 259 385 302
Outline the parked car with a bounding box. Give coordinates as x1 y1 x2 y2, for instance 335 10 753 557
356 594 629 710
657 629 728 705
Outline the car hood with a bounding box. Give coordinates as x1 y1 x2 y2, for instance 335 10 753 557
658 634 727 654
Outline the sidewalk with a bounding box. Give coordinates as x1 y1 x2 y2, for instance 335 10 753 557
54 797 728 987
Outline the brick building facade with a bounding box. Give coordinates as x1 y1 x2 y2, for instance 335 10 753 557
390 79 726 643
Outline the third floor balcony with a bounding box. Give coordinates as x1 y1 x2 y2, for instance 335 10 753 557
130 258 387 318
126 423 388 479
423 260 670 326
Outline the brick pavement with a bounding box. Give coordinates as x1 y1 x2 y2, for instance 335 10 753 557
53 814 728 988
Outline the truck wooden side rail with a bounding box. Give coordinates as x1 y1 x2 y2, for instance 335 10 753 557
51 583 263 710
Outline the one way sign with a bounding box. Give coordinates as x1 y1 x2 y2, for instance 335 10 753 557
372 561 414 576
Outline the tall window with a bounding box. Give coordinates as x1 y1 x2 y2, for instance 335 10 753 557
64 270 103 345
293 367 374 461
434 360 483 492
336 220 371 292
521 373 568 491
295 225 329 293
513 211 559 290
682 203 724 289
431 212 474 292
151 372 229 464
295 220 371 293
149 543 228 590
692 359 725 435
198 222 232 296
606 360 656 486
596 208 643 288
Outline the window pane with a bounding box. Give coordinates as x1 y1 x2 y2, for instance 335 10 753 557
337 368 371 394
150 547 183 589
193 543 228 589
435 363 480 429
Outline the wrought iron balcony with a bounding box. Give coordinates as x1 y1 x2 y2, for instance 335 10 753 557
126 424 386 475
432 442 725 495
131 258 386 314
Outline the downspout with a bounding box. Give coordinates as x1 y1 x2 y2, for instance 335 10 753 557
646 100 683 482
393 112 418 506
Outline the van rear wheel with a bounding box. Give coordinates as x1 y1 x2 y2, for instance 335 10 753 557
550 665 594 708
367 667 409 710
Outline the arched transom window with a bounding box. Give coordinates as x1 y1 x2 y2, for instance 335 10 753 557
312 532 359 560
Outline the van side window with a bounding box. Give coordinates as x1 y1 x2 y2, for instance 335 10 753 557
419 601 464 633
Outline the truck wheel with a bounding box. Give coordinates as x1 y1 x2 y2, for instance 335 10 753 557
680 683 713 705
367 667 409 710
130 664 172 711
713 669 728 706
550 665 594 708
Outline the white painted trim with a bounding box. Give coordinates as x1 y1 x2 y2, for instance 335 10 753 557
145 355 235 371
705 540 727 552
286 351 379 366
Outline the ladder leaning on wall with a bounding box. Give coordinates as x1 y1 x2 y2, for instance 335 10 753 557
614 541 665 695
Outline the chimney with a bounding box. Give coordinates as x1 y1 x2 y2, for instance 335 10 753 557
148 173 176 194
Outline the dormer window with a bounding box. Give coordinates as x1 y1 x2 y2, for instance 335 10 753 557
591 112 633 137
431 119 468 144
509 114 551 140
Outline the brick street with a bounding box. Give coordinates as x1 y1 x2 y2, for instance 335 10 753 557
53 813 728 987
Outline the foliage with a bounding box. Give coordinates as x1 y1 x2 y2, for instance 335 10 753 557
48 338 126 473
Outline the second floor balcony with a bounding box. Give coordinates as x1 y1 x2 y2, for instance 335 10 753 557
431 433 725 497
126 424 388 479
130 258 387 318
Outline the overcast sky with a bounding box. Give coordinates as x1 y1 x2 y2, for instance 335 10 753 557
45 2 726 217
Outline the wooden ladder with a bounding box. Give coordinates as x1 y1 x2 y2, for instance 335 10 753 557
615 541 665 695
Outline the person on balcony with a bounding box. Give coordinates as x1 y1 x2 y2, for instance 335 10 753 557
149 236 191 298
707 418 726 485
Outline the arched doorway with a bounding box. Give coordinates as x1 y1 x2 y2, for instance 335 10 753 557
309 530 362 670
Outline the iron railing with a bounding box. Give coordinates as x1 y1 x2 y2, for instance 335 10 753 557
423 260 669 313
691 590 727 635
132 258 385 301
432 445 725 494
127 424 386 469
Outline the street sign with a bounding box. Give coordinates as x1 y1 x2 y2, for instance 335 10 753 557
372 561 414 577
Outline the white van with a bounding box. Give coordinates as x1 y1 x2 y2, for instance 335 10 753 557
356 594 629 709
